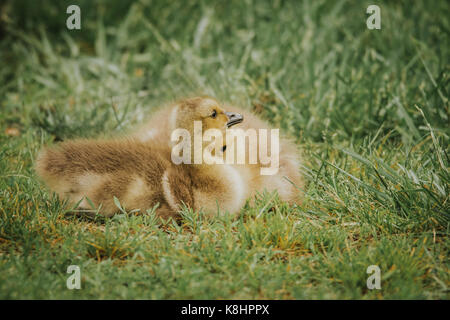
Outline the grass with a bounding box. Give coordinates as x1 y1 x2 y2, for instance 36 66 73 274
0 0 449 299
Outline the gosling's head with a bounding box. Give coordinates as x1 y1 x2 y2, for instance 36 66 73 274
170 96 243 159
172 97 243 132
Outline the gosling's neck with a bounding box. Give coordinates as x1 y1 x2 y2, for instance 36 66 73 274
187 161 247 214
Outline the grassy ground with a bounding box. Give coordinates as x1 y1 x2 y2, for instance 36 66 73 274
0 0 448 299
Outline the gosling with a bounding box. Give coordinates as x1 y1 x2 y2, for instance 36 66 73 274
36 98 247 218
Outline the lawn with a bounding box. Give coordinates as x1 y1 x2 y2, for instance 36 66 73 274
0 0 448 299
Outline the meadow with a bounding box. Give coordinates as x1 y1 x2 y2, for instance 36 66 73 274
0 0 448 299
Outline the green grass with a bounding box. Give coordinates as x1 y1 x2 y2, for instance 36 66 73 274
0 0 449 299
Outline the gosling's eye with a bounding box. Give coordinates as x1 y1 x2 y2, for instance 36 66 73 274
211 109 217 118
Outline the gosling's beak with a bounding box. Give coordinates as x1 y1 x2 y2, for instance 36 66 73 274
225 111 243 128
